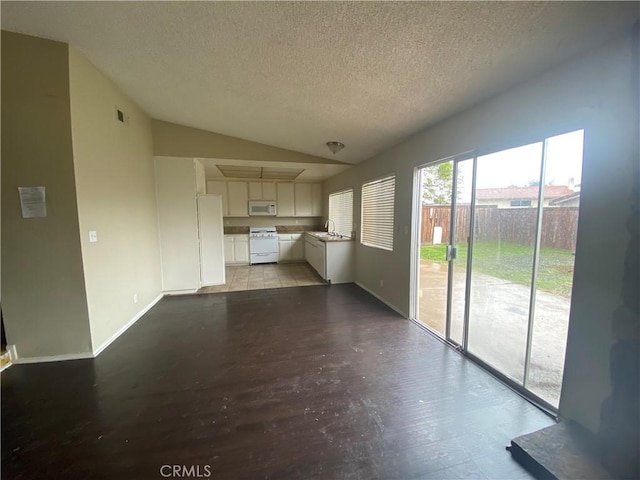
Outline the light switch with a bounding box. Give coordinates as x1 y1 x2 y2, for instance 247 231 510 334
89 230 98 243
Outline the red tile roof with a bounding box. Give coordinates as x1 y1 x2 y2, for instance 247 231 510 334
476 185 574 200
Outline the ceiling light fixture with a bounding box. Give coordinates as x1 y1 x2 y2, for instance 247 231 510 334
326 141 345 155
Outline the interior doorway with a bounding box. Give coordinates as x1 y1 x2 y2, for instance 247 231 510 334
413 129 585 410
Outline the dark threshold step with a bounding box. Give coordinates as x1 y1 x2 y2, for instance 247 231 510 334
509 421 613 480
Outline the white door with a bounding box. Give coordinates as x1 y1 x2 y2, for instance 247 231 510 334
197 195 225 286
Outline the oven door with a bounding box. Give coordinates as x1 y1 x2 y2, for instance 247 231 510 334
249 236 277 254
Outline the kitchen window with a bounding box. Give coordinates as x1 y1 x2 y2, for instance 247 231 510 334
361 175 395 251
328 189 353 238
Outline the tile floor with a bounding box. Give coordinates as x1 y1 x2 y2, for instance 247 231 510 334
198 263 326 293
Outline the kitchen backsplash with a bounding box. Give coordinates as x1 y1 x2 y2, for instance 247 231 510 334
223 224 324 235
223 216 321 228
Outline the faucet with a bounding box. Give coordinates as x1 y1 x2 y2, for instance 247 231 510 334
324 219 336 235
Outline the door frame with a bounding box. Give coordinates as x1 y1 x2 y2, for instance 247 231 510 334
410 152 476 347
410 129 584 415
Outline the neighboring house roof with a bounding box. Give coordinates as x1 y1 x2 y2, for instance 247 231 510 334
550 191 581 205
476 185 574 200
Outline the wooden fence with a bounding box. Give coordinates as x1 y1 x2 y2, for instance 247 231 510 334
421 205 579 251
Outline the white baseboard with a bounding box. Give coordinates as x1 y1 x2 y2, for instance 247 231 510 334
14 351 94 364
93 293 164 357
355 282 408 318
162 289 199 295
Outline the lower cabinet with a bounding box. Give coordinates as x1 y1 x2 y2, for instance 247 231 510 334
278 234 305 262
304 235 326 279
224 235 250 265
304 234 354 284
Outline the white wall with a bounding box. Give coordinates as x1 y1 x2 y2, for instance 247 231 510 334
69 48 163 352
325 28 639 431
1 31 92 359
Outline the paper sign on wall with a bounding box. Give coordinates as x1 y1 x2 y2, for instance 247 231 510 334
18 186 47 218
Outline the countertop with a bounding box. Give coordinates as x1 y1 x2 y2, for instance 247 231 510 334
223 225 323 235
305 231 354 243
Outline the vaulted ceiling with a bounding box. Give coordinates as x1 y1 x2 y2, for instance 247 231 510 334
2 2 637 164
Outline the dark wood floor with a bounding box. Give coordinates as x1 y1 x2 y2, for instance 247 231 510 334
2 284 553 479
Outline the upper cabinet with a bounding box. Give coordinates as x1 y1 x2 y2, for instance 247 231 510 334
311 183 322 217
208 180 321 218
262 182 277 201
277 183 295 217
249 181 277 201
206 181 229 216
294 183 313 217
227 181 248 217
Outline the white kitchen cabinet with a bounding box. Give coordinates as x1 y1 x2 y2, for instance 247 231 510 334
277 183 295 217
294 184 313 217
290 234 305 260
311 184 322 216
249 181 277 201
248 182 262 200
278 235 294 262
262 182 276 201
224 234 250 265
304 233 354 284
224 236 234 263
207 181 229 216
227 181 248 216
234 236 250 263
278 233 305 263
304 235 326 278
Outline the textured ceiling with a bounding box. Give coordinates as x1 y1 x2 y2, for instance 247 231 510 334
2 2 637 164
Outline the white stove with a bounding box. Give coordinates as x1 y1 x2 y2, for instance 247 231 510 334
249 227 278 264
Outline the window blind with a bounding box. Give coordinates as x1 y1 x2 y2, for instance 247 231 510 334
361 175 395 251
328 189 353 238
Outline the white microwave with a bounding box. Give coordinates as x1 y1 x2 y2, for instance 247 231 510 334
249 201 277 216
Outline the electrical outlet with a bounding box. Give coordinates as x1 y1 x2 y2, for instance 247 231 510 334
133 294 138 304
89 230 98 243
380 279 384 287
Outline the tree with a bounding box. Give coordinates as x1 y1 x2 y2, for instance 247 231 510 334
422 162 453 205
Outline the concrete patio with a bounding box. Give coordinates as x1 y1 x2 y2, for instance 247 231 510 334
418 260 571 407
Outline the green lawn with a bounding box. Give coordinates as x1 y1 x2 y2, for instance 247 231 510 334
421 241 575 297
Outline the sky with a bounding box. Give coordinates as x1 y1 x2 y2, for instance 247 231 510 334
473 129 584 189
453 129 584 201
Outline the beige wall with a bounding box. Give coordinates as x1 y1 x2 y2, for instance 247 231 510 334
325 29 639 432
69 48 162 351
152 119 343 165
1 31 92 358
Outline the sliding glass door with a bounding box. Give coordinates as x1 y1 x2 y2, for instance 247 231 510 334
416 158 471 345
414 129 584 409
467 141 543 384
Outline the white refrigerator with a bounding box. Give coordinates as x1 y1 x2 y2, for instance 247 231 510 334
197 194 225 286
